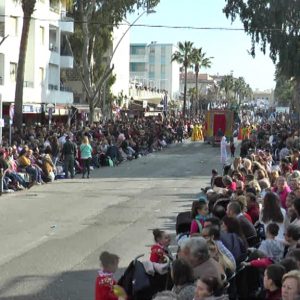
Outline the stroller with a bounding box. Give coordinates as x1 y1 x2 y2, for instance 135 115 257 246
118 255 171 300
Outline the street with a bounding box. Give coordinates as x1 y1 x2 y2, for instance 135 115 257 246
0 141 221 300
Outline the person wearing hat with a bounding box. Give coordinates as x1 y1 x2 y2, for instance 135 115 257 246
62 135 77 179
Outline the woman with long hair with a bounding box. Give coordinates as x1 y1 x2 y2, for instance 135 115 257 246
221 215 248 264
222 215 247 246
80 136 93 178
259 192 289 241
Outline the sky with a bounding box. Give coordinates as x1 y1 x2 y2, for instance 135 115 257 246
127 0 276 91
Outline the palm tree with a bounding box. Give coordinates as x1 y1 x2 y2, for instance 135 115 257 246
220 75 234 102
172 41 194 119
14 0 37 130
191 47 213 115
233 76 247 104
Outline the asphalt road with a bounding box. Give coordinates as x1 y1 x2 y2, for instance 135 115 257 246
0 141 222 300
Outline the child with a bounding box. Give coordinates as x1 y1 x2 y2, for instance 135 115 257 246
243 223 284 268
263 264 285 300
190 200 209 235
95 251 126 300
150 229 171 263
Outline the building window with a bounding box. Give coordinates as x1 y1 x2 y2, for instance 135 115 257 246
161 46 166 56
10 63 17 82
39 67 44 85
130 62 145 72
40 26 45 45
130 46 146 55
9 17 18 36
161 65 166 76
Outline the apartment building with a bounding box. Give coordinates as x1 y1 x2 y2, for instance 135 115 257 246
130 42 180 100
0 0 74 118
179 72 216 95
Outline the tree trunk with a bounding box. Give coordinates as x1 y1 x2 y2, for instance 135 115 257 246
14 0 36 131
89 101 95 124
82 16 94 124
183 66 187 119
293 77 300 122
195 69 199 116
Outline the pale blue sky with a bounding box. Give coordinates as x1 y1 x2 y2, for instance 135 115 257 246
127 0 276 91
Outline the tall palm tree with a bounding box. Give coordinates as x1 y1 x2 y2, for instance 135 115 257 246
172 41 194 119
220 75 234 102
191 47 213 115
14 0 37 130
233 76 246 104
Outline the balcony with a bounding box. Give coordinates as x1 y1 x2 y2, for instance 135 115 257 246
129 85 164 105
48 84 58 91
47 89 73 105
49 49 60 65
60 55 73 69
130 54 147 63
60 85 72 92
59 15 74 33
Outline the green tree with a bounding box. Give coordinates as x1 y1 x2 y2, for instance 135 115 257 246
233 76 247 104
223 0 300 113
191 47 213 115
220 75 234 101
275 71 294 106
172 41 194 119
68 0 159 123
14 0 36 130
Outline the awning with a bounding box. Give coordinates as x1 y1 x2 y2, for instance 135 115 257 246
146 98 163 105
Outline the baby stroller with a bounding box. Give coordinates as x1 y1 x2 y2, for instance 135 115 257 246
118 254 171 300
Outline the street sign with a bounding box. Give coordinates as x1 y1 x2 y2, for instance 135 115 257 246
142 100 148 109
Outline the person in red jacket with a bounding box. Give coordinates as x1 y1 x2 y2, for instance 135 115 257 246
246 192 260 224
150 229 171 263
95 251 126 300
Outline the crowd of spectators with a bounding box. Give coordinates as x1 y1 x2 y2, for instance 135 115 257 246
0 117 185 192
94 112 300 300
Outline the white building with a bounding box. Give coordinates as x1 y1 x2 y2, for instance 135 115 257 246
0 0 73 116
130 42 180 100
111 24 130 100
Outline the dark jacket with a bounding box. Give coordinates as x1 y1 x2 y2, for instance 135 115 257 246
62 140 76 156
238 214 258 246
220 232 247 265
